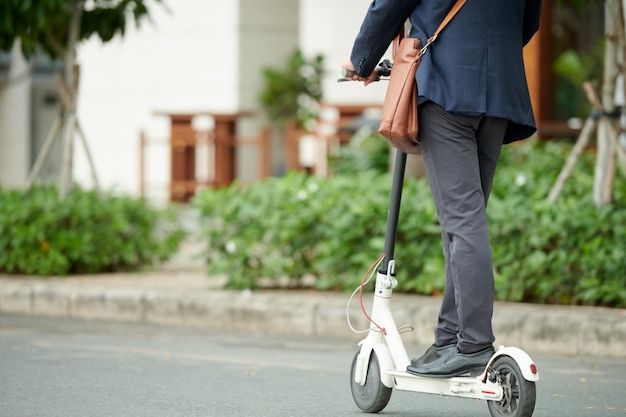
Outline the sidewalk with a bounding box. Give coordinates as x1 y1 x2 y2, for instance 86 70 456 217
1 239 625 358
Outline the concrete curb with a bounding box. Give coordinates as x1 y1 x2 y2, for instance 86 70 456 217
1 275 625 358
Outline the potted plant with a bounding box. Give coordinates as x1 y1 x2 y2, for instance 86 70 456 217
259 49 324 172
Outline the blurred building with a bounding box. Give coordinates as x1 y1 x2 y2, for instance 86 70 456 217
0 0 606 202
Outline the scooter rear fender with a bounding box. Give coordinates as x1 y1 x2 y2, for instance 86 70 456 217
487 346 540 382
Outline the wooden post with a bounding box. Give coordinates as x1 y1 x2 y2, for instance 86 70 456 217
156 112 249 199
258 126 271 179
213 114 238 188
168 114 197 202
285 121 304 172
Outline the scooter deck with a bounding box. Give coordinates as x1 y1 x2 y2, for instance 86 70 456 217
385 369 503 400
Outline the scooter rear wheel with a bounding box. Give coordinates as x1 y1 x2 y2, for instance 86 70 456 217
487 356 536 417
350 350 392 413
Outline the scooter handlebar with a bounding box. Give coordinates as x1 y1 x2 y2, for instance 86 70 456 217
337 59 392 82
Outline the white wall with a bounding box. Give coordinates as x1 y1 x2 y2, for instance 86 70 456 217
300 0 390 105
76 0 302 197
0 46 31 188
238 0 298 180
76 1 240 197
73 0 387 198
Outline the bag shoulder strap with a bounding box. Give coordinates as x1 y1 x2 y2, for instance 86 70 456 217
426 0 466 48
393 0 466 57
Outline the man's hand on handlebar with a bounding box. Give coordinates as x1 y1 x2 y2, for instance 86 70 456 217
341 59 379 86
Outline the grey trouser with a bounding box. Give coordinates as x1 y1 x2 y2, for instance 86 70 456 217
418 101 508 353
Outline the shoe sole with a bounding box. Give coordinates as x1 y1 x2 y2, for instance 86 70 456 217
407 366 486 379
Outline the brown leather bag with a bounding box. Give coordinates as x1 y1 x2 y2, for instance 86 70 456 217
377 0 466 154
377 33 422 154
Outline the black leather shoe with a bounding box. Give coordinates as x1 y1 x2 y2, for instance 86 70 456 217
410 343 456 366
406 346 495 378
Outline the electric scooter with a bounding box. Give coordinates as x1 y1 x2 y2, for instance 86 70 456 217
340 62 539 415
346 150 539 417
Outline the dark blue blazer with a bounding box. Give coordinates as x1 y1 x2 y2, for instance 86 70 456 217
350 0 542 143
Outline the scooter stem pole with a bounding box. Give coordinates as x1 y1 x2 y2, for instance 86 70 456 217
379 150 407 274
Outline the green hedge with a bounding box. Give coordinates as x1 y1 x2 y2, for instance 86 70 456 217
193 139 626 307
0 185 186 275
489 140 626 307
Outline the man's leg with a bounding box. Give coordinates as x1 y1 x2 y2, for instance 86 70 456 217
433 232 458 345
476 118 505 206
418 102 506 353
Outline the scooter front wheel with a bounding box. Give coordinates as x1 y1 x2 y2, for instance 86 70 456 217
487 356 536 417
350 350 392 413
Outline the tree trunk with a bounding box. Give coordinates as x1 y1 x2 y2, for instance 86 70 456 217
593 0 621 207
548 106 597 203
59 0 84 200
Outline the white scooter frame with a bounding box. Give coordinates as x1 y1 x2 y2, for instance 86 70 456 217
349 151 539 417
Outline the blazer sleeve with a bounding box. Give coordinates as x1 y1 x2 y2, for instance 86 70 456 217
349 0 420 77
522 0 542 46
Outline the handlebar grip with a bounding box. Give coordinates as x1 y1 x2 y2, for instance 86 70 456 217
342 68 358 78
377 59 392 77
337 60 393 82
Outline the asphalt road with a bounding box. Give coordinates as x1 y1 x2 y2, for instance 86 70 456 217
1 314 624 417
